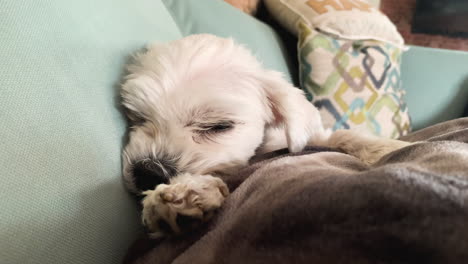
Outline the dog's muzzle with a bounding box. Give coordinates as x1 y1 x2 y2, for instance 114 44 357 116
131 158 178 192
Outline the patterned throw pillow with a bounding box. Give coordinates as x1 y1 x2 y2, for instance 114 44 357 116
264 0 412 138
298 22 410 138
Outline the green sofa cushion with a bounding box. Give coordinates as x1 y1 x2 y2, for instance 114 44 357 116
402 46 468 130
0 0 181 263
0 0 301 263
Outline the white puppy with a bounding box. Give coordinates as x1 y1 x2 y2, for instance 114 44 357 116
121 34 410 237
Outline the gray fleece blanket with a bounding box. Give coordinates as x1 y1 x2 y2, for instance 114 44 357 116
124 118 468 264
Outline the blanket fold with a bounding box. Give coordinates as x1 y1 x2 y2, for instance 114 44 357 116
124 118 468 264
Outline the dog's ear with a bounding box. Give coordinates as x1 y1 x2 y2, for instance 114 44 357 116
258 70 328 152
121 75 161 123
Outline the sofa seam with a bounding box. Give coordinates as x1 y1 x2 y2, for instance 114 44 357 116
161 0 187 37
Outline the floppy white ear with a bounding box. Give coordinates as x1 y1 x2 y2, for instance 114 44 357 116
259 70 328 152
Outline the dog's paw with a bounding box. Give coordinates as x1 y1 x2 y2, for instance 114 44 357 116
328 130 411 165
141 174 229 236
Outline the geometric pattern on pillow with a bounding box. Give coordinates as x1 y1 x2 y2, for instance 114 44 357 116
298 22 411 139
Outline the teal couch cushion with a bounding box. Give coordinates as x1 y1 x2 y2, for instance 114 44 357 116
0 0 181 263
162 0 295 83
0 0 301 263
402 46 468 130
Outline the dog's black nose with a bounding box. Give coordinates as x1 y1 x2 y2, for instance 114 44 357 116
132 158 178 192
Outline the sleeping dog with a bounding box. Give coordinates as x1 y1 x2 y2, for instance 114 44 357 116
121 34 410 238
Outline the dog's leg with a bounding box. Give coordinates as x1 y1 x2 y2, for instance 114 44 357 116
327 130 413 165
141 173 229 237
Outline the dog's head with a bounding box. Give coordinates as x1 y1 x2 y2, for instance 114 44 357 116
121 34 325 193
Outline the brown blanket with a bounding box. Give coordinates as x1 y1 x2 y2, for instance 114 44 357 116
124 118 468 264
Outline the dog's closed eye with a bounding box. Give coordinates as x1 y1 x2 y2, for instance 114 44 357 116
198 121 234 133
190 120 235 143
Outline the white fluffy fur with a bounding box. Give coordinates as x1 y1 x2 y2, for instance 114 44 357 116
121 34 410 237
122 34 327 191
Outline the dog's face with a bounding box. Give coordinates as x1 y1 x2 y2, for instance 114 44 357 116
122 34 325 193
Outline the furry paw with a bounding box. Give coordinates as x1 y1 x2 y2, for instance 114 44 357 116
328 130 412 165
141 174 229 237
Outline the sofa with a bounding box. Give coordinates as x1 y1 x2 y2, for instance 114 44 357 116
1 0 467 263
